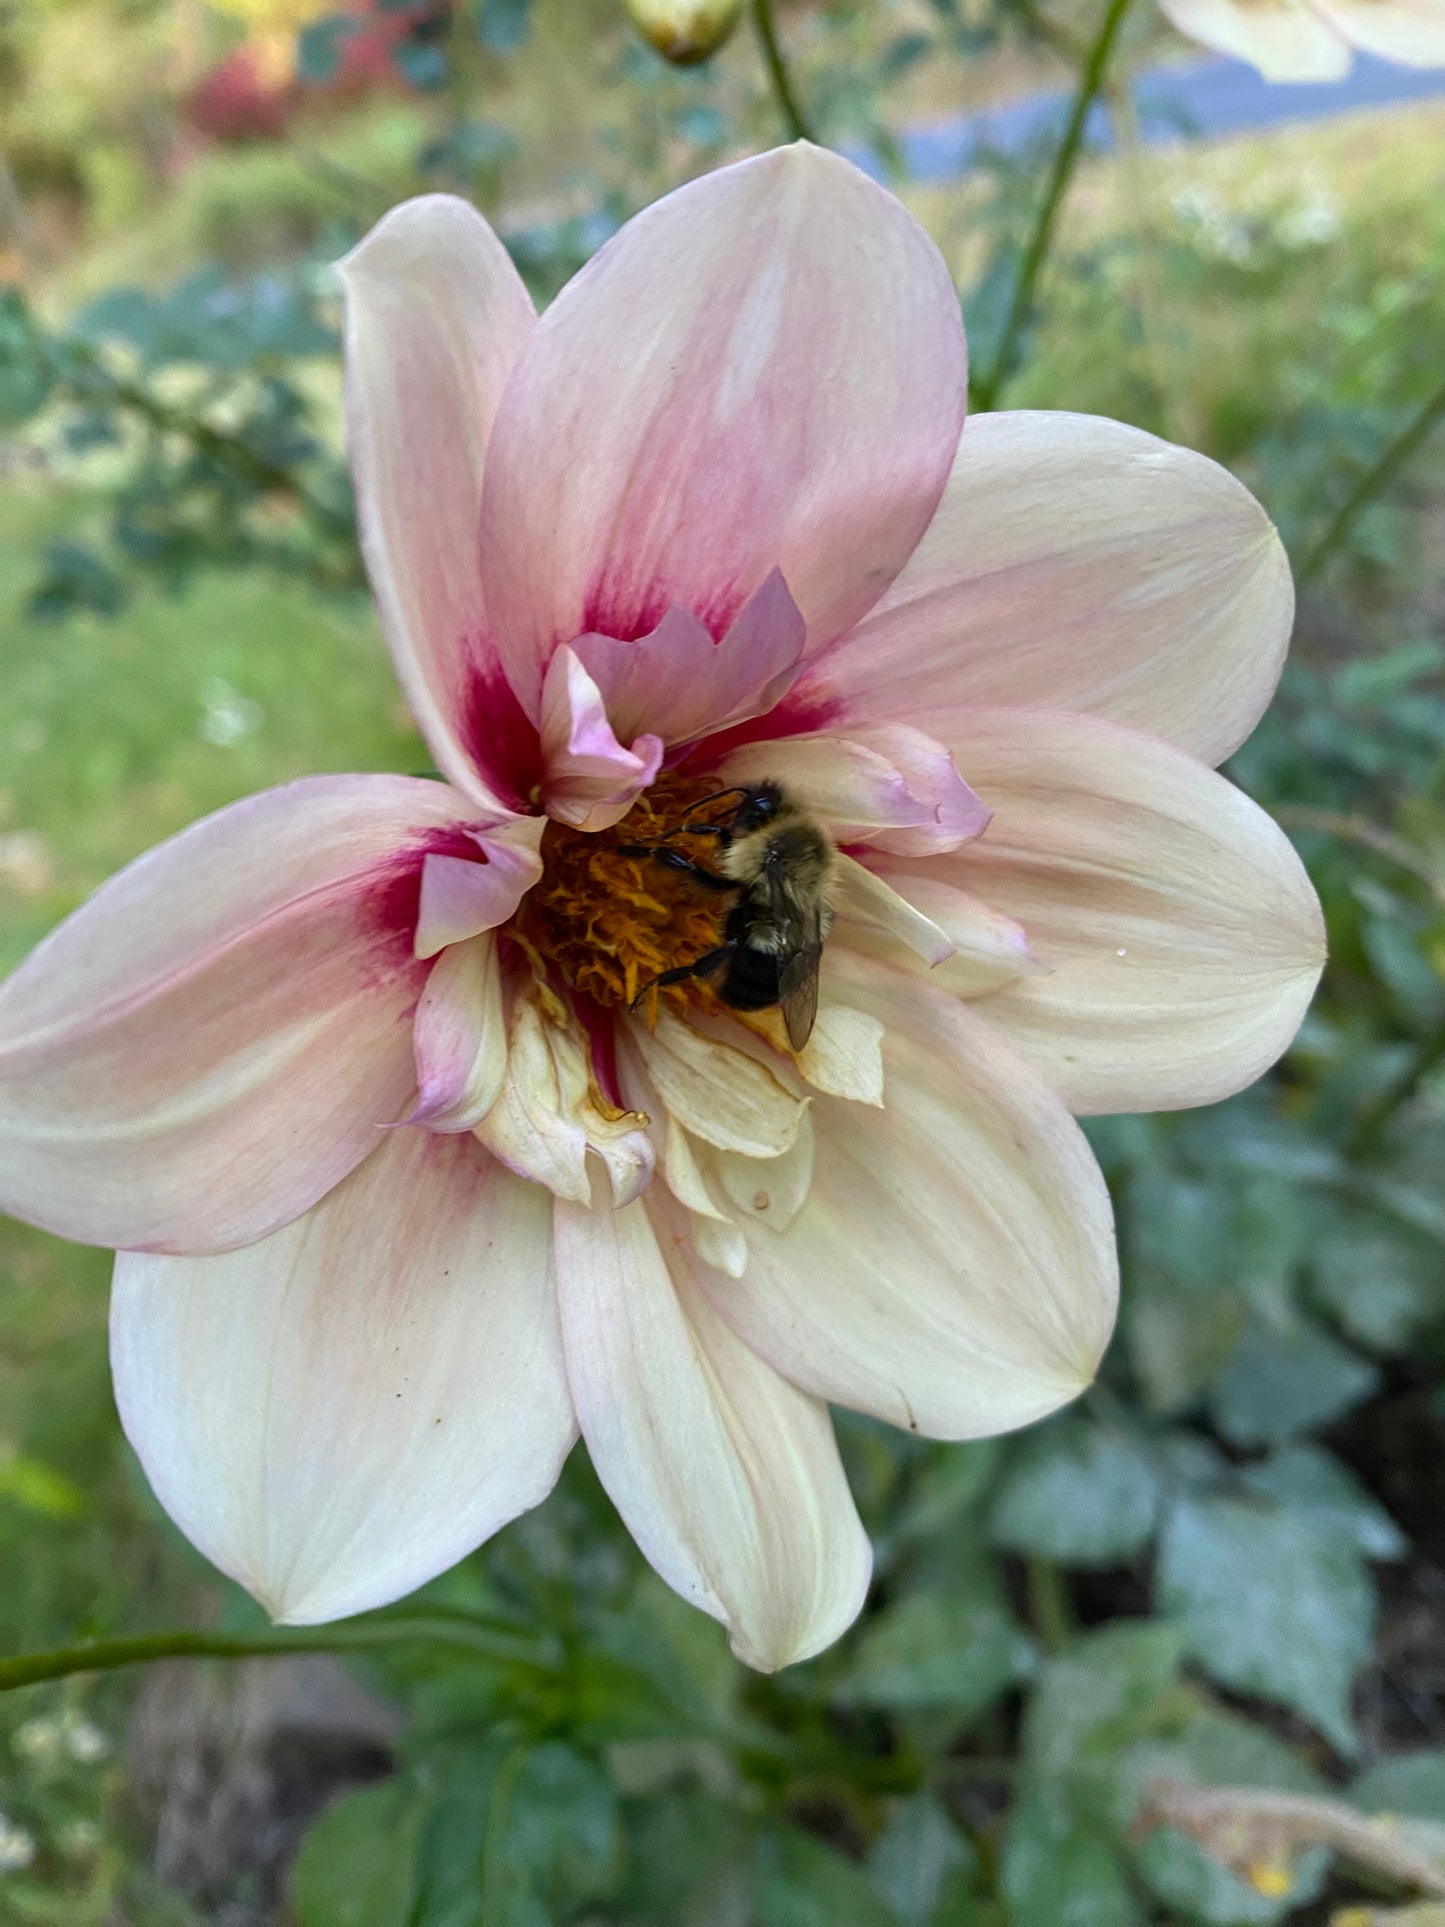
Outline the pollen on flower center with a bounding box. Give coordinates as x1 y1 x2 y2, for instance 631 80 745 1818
505 769 735 1013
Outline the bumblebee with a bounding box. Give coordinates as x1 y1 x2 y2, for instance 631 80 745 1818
621 782 834 1050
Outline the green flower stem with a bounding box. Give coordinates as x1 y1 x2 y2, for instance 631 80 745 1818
752 0 816 145
0 1614 550 1694
1025 1555 1074 1654
1297 373 1445 586
973 0 1136 412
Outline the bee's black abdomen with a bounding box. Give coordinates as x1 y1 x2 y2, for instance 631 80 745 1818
719 938 781 1012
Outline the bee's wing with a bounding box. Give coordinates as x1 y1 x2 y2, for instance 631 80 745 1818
778 942 822 1051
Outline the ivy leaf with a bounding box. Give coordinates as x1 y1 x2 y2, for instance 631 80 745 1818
1238 1444 1405 1560
290 1782 424 1927
835 1564 1034 1715
1001 1778 1144 1927
753 1827 902 1927
1351 1750 1445 1820
1207 1323 1379 1448
1021 1621 1188 1778
866 1793 977 1925
1156 1496 1373 1752
989 1415 1163 1566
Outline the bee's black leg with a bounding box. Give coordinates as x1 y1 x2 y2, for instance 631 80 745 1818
616 846 739 892
630 944 735 1010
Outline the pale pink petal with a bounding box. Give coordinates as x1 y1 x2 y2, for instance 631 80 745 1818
0 775 475 1254
338 195 540 811
938 708 1326 1113
477 992 654 1206
553 1183 871 1670
809 412 1295 768
1311 0 1445 64
480 144 967 716
1157 0 1352 73
694 949 1118 1441
539 646 665 833
408 933 507 1130
715 726 988 856
112 1127 575 1624
572 571 807 750
414 817 545 959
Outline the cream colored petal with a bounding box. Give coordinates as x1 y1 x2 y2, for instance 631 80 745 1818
554 1183 872 1670
694 950 1118 1442
112 1128 574 1624
813 410 1295 766
627 1010 806 1157
1311 0 1445 65
692 1212 749 1278
795 1004 886 1107
939 708 1326 1114
828 853 956 966
476 993 653 1206
1157 0 1352 76
711 1110 816 1235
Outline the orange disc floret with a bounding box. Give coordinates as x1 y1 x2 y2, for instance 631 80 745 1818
507 770 735 1013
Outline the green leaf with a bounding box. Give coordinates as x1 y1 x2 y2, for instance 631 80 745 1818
1352 1750 1445 1820
866 1793 977 1925
989 1416 1162 1566
506 1743 620 1909
1001 1778 1144 1927
1116 1709 1326 1927
1311 1203 1445 1350
1207 1323 1379 1447
1021 1621 1188 1778
1156 1496 1373 1752
1238 1444 1405 1560
835 1564 1034 1714
0 1454 89 1519
290 1782 424 1927
754 1826 902 1927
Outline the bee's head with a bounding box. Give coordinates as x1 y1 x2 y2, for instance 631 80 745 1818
732 783 783 835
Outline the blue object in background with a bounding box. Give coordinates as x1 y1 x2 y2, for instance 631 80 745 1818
891 51 1445 179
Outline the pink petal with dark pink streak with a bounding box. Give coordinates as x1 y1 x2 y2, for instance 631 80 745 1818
0 775 477 1256
338 195 540 811
413 816 545 959
478 144 967 718
572 570 807 750
540 645 664 832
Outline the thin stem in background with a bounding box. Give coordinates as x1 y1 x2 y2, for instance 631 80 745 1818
752 0 816 145
0 1615 550 1695
1297 373 1445 586
973 0 1136 412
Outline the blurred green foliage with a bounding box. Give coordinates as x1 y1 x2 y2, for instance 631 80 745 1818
2 0 1445 1920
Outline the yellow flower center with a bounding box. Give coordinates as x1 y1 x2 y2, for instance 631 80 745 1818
506 769 734 1014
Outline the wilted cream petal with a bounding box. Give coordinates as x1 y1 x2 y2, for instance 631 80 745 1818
628 1010 806 1157
477 992 653 1205
554 1182 872 1671
794 1004 886 1107
112 1128 574 1624
1312 0 1445 63
698 950 1118 1441
940 708 1327 1114
712 1110 815 1234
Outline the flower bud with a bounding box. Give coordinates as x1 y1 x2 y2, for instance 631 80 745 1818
624 0 746 64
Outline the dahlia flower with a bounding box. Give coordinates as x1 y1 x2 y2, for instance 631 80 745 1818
0 146 1323 1670
1158 0 1445 82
